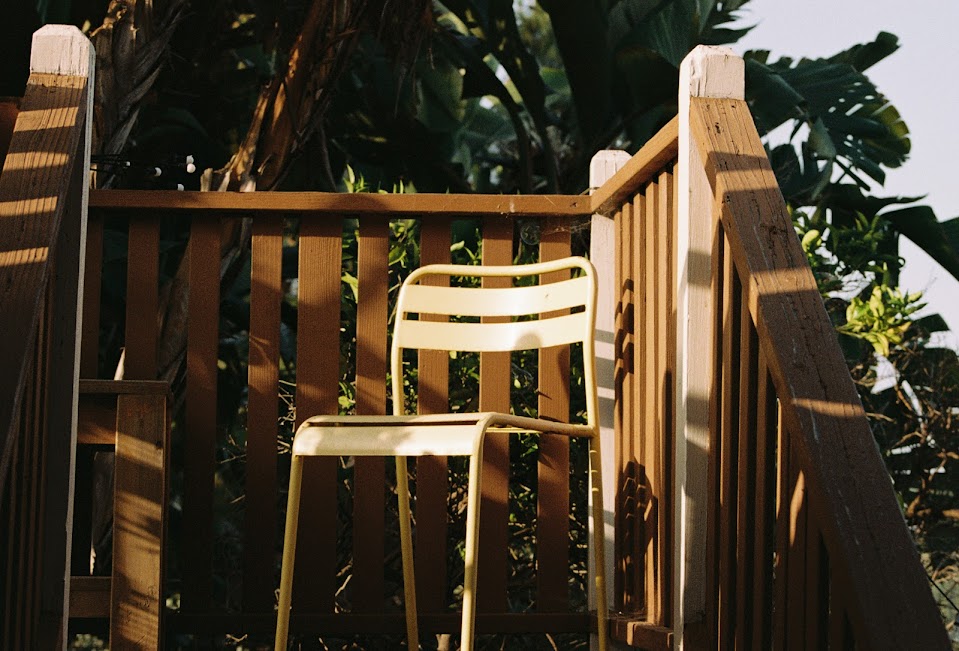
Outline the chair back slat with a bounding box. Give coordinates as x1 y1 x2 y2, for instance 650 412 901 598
396 313 590 353
400 275 591 317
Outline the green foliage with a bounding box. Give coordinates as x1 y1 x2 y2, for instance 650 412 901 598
838 285 923 357
747 33 908 196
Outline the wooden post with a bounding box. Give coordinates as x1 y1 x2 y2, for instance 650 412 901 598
589 150 630 651
674 45 743 649
113 391 169 650
33 25 95 650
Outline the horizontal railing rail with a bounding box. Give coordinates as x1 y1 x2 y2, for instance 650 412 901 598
89 189 591 215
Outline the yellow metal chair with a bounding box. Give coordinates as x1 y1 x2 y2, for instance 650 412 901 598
275 256 608 651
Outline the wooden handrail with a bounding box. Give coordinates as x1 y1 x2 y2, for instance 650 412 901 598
589 117 679 216
0 25 94 651
89 189 592 216
690 94 948 649
0 27 92 492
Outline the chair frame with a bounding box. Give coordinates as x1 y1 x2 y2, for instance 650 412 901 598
275 256 608 650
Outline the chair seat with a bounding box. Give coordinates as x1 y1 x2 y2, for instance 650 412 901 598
294 412 594 458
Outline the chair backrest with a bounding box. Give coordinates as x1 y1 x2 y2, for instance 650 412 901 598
390 256 598 426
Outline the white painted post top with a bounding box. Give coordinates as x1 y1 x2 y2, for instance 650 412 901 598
31 25 95 78
679 45 744 101
589 150 632 194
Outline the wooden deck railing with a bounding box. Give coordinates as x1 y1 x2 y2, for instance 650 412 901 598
0 26 94 649
673 47 948 650
84 188 617 642
59 42 948 651
587 120 680 648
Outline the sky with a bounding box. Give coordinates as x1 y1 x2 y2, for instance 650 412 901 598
734 0 959 348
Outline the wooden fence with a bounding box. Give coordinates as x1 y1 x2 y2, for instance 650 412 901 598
83 189 639 643
0 26 94 650
588 119 680 648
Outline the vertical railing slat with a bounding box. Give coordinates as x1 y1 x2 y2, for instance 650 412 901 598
773 401 789 649
415 216 452 613
617 197 638 612
112 392 167 648
20 345 36 649
786 448 807 650
9 355 28 650
613 205 626 611
631 193 644 614
717 245 740 649
805 522 828 650
656 170 675 626
751 352 775 650
29 280 52 648
124 216 159 379
642 180 658 622
704 223 726 644
734 304 758 648
183 216 221 610
477 215 511 612
80 213 103 378
663 167 677 629
242 218 282 613
1 399 17 646
353 215 390 612
537 215 572 612
75 211 102 579
827 581 853 650
293 217 342 613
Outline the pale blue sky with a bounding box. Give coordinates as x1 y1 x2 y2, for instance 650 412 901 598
736 0 959 346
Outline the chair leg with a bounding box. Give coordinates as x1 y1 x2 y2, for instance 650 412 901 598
395 456 419 649
460 450 484 650
588 437 609 651
275 454 304 651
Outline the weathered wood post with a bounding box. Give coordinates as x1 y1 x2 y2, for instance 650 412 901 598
36 24 95 650
673 45 743 649
0 24 94 650
589 150 631 650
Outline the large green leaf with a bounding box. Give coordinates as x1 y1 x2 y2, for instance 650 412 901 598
884 206 959 282
746 33 908 200
829 30 900 72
